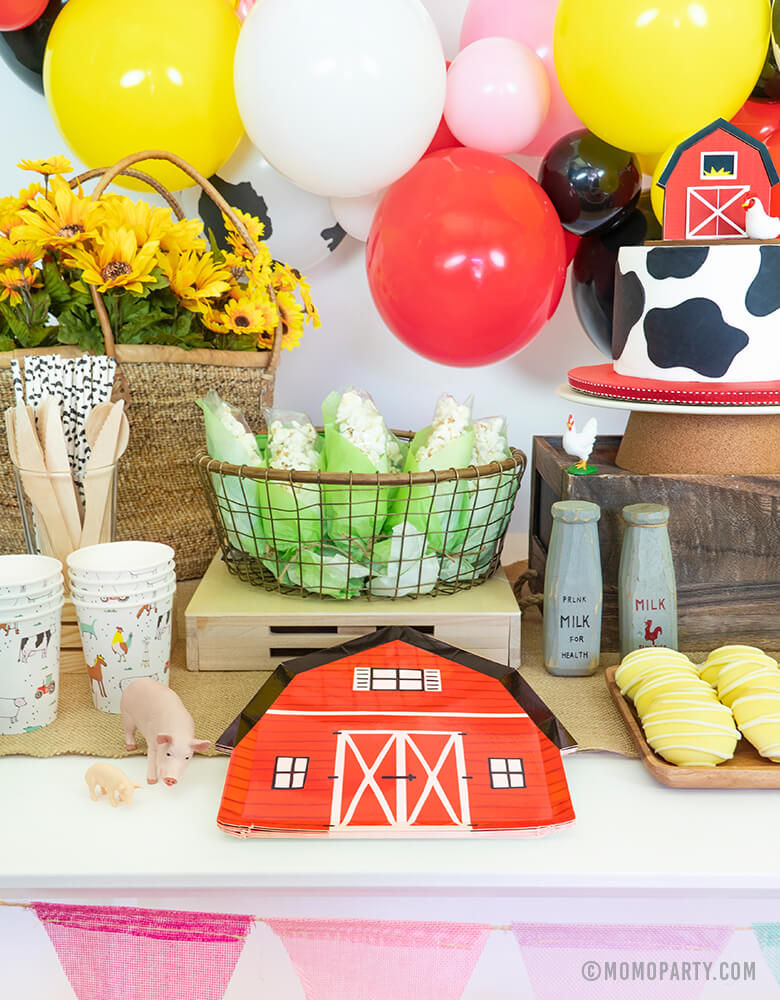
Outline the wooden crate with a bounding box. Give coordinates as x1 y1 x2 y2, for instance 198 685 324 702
60 601 85 674
529 435 780 651
185 554 521 673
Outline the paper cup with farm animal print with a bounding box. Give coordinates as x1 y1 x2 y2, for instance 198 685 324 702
0 601 63 734
67 542 174 584
73 587 175 713
0 554 62 597
68 571 176 604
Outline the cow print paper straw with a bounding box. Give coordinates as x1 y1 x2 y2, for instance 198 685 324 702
11 354 118 497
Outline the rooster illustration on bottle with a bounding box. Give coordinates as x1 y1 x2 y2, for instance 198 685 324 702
644 620 663 646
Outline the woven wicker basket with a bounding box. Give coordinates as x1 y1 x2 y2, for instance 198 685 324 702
196 437 527 600
0 151 283 580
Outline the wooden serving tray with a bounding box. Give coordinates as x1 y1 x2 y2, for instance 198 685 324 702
604 665 780 788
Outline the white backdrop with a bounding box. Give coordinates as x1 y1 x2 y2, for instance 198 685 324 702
0 2 627 538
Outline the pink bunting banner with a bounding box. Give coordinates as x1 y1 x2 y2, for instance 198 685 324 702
267 918 491 1000
32 903 253 1000
511 923 734 1000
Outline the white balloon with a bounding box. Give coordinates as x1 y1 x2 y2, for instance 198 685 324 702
234 0 447 198
330 189 388 243
177 137 345 271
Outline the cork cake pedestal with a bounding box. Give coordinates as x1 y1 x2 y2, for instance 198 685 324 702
558 384 780 475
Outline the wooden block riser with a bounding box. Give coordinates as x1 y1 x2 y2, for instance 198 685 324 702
185 556 522 672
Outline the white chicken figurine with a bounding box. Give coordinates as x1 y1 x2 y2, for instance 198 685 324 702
563 413 597 473
743 196 780 240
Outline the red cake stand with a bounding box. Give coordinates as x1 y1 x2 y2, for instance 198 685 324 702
560 370 780 475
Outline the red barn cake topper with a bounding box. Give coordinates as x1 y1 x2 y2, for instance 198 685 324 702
216 627 576 838
658 118 779 241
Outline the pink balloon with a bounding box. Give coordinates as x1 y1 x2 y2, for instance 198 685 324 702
236 0 254 20
460 0 582 156
444 38 550 154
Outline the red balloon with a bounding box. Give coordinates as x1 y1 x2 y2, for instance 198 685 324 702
424 114 462 156
367 148 566 366
424 61 463 156
0 0 47 30
563 228 581 267
732 99 780 214
732 98 780 145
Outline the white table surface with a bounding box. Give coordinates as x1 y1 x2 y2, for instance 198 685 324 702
2 749 779 893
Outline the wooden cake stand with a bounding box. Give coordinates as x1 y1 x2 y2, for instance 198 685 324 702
558 384 780 475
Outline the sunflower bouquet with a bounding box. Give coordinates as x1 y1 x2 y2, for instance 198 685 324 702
0 156 319 353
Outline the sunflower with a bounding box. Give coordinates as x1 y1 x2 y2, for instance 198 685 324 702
65 228 159 293
102 197 175 247
223 293 278 335
220 251 250 283
17 155 72 177
160 250 232 308
199 305 228 334
0 238 40 271
275 289 306 350
159 217 206 255
223 207 266 258
0 183 44 237
246 242 274 285
0 265 36 305
14 176 103 249
295 273 319 326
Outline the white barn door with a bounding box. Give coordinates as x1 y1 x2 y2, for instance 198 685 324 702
329 730 471 830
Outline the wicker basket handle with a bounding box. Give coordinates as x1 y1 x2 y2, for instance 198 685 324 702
72 150 285 403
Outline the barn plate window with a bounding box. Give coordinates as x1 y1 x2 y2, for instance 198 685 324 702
273 756 309 789
489 758 525 789
353 666 442 692
700 152 737 179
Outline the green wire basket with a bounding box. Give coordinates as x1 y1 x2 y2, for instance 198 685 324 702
195 432 526 600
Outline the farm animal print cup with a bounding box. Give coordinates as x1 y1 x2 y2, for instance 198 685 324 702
66 541 175 583
73 590 175 714
0 554 64 734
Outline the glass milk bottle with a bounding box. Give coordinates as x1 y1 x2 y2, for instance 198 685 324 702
543 501 603 677
619 503 678 657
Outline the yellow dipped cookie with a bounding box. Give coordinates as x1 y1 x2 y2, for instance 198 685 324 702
641 701 740 767
701 646 778 688
731 692 780 763
717 661 780 708
615 648 696 700
633 672 717 720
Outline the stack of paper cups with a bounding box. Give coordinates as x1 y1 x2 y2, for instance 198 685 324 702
66 542 176 713
0 554 64 734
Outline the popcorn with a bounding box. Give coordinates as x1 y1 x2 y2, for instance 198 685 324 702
472 417 510 466
416 394 472 468
335 388 401 470
267 415 320 472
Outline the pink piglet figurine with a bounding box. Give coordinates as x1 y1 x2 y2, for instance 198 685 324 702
120 678 210 786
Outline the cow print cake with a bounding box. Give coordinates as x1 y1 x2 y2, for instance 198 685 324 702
612 244 780 383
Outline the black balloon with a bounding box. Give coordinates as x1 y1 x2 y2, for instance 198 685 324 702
571 192 662 357
539 129 641 238
755 38 780 101
0 0 66 95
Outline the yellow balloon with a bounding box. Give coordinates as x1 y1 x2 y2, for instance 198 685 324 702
43 0 243 191
637 151 661 176
649 133 697 225
554 0 769 155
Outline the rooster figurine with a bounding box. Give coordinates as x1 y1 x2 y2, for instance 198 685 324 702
743 196 780 240
563 413 598 475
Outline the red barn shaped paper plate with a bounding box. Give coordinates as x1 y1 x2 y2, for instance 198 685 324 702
216 627 576 838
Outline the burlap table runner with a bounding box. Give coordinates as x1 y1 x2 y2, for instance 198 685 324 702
0 562 741 760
